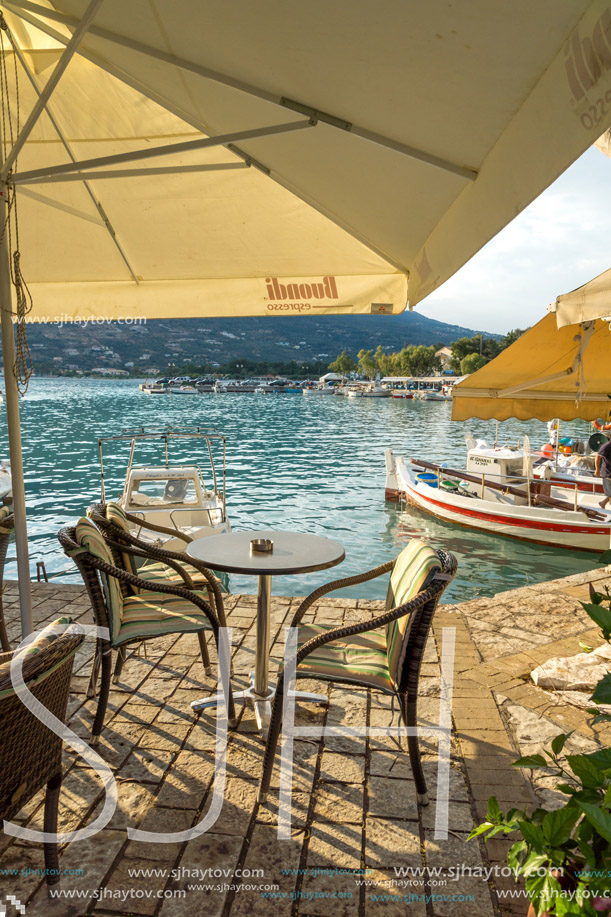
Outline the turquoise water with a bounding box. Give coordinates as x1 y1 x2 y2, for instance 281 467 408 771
3 377 601 603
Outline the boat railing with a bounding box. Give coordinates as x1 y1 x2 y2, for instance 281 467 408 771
410 458 605 520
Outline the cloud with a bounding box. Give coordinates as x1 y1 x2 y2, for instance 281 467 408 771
417 147 611 333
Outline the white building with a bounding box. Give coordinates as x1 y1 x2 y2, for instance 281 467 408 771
435 346 453 371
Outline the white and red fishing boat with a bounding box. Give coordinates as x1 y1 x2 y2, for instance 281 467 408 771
384 445 611 553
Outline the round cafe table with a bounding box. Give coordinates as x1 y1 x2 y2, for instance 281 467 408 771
186 530 345 736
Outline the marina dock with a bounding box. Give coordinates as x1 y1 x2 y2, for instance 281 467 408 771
3 566 611 916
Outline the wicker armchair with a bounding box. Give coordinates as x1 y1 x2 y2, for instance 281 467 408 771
87 501 227 615
87 502 230 688
0 616 84 887
258 540 457 803
58 518 235 744
0 506 15 651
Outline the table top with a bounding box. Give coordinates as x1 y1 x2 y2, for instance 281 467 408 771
186 529 345 576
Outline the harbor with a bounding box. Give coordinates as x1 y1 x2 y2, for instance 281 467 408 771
6 377 602 599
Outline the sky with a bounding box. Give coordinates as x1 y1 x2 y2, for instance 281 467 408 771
417 146 611 335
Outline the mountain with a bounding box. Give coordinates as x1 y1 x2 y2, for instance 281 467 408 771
24 311 499 374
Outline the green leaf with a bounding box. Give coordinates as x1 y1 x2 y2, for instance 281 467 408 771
576 802 611 844
521 852 549 876
542 807 581 846
467 822 493 840
571 789 604 806
558 784 577 795
551 734 569 756
581 603 611 637
507 840 528 872
597 550 611 565
487 796 501 820
566 754 606 789
517 819 545 849
585 748 611 769
592 674 611 705
580 642 594 652
576 836 597 868
513 754 548 768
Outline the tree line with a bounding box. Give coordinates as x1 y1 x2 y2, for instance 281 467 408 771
328 329 527 379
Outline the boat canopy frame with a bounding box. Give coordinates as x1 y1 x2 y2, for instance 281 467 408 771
97 427 227 520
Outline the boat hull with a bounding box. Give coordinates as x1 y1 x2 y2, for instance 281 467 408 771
386 451 611 552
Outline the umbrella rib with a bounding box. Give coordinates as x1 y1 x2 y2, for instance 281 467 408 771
0 0 105 179
5 29 139 281
3 0 478 181
10 119 314 184
15 186 105 225
17 162 250 184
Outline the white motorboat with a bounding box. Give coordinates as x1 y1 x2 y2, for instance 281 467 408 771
464 435 606 497
347 383 391 398
98 428 231 552
302 383 336 395
169 385 200 395
385 446 611 553
139 380 170 394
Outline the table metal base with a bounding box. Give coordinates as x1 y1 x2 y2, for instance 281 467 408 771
190 671 327 738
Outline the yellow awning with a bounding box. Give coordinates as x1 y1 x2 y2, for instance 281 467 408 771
2 0 611 320
451 314 611 423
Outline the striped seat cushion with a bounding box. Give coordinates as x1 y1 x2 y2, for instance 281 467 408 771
105 503 209 597
0 504 13 534
385 540 440 691
138 560 211 595
75 518 124 636
291 623 393 693
116 590 212 645
0 616 77 699
105 502 139 582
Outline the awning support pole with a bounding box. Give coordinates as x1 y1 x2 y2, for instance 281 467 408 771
0 183 32 637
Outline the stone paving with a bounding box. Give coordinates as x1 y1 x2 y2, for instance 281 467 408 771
0 565 610 917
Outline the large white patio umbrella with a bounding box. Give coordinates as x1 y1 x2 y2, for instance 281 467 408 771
2 0 611 635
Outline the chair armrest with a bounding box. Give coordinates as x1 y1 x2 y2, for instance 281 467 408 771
85 554 219 634
289 560 394 627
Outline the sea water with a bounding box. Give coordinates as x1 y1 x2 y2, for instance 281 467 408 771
4 377 600 603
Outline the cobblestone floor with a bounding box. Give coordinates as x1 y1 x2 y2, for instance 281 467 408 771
1 566 610 917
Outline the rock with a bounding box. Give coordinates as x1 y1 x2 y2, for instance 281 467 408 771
531 643 611 691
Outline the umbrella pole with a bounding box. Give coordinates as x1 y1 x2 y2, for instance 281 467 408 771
0 185 32 636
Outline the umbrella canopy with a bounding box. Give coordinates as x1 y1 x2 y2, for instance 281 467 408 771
451 314 611 423
2 0 611 319
553 266 611 328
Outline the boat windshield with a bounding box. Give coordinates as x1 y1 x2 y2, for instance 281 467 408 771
128 477 199 507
